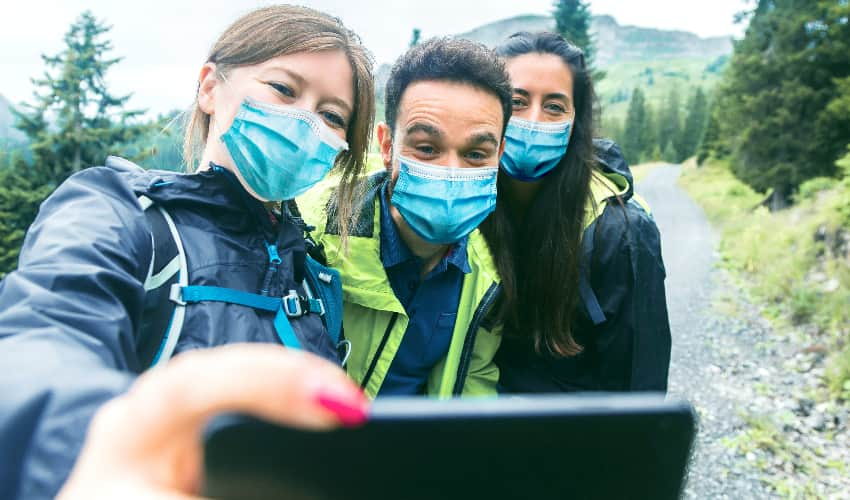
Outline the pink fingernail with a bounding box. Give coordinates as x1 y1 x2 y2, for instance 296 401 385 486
316 390 369 427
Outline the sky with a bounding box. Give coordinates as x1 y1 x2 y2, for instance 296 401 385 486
0 0 750 117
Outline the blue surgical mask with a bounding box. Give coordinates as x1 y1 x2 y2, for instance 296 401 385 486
390 155 498 244
220 98 348 201
501 116 571 181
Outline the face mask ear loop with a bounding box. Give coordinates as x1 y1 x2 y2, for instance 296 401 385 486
212 71 234 142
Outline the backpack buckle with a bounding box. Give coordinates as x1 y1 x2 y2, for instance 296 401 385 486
282 290 303 317
282 290 325 318
169 284 187 306
338 339 352 366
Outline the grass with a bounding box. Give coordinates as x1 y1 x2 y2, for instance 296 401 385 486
721 411 827 498
597 57 725 123
678 159 850 401
631 161 666 184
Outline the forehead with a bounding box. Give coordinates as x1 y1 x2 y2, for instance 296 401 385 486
396 80 504 136
506 52 574 97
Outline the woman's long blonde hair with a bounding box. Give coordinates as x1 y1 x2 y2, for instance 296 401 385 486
184 5 375 242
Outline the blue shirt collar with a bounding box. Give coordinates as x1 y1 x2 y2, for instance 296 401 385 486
379 180 471 275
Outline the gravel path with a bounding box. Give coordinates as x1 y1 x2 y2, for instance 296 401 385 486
637 164 850 499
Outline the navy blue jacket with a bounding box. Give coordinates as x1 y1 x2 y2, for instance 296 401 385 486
0 159 327 499
496 140 671 393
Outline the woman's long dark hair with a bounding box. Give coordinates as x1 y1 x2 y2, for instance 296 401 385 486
480 31 596 357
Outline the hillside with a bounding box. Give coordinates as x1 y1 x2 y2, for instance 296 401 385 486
458 14 731 68
375 14 733 124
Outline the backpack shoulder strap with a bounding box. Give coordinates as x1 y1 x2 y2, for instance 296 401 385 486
302 254 348 364
137 195 188 369
579 217 607 326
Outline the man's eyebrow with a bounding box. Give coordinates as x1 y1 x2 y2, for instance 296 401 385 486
467 132 500 148
405 122 444 139
513 88 530 97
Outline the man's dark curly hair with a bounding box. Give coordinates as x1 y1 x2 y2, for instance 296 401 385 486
384 37 513 136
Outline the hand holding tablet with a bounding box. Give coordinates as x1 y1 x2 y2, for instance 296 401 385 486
57 345 695 500
57 345 368 500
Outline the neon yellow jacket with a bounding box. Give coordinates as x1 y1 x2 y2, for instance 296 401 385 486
299 172 502 399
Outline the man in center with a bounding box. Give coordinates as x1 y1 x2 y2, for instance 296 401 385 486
300 38 511 397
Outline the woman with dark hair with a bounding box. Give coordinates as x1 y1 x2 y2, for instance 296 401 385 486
481 31 671 393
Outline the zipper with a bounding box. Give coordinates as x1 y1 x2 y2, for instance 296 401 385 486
259 241 283 296
452 282 502 396
360 312 399 390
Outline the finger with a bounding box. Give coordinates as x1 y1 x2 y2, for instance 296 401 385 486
126 344 368 440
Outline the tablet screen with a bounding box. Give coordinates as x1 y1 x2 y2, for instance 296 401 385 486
203 394 695 500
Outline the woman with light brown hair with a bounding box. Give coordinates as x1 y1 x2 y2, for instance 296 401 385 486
0 6 374 499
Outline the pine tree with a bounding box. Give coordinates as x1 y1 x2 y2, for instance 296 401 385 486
0 164 52 277
1 11 153 276
662 141 678 163
656 87 682 161
697 101 725 165
601 115 624 149
552 0 604 81
622 88 653 164
643 105 659 163
716 0 850 207
409 28 421 48
677 87 709 162
12 11 150 187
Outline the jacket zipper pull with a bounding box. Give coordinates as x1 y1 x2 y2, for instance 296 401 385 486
266 241 282 265
260 241 282 296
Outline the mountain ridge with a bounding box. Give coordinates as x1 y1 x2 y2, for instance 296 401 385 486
456 14 732 68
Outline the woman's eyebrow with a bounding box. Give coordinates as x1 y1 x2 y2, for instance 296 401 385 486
263 65 353 115
321 96 353 116
544 92 572 104
262 65 306 86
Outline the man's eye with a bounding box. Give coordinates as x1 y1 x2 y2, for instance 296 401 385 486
268 82 295 98
320 111 346 129
511 98 525 108
467 151 486 161
416 145 436 155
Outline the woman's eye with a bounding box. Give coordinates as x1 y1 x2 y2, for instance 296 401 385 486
545 102 566 113
320 111 346 129
268 82 295 98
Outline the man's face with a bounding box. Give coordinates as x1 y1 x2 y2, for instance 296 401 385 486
378 80 505 188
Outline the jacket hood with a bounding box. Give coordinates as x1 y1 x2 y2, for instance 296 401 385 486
593 138 634 201
105 156 278 235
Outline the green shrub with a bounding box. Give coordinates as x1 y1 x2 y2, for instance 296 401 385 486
796 177 838 203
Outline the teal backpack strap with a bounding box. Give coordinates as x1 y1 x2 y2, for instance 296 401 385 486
138 195 188 369
170 284 333 359
303 255 349 364
171 286 325 317
169 285 308 349
273 308 302 349
139 194 344 367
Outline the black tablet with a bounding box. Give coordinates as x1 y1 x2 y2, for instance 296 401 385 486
203 394 696 500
